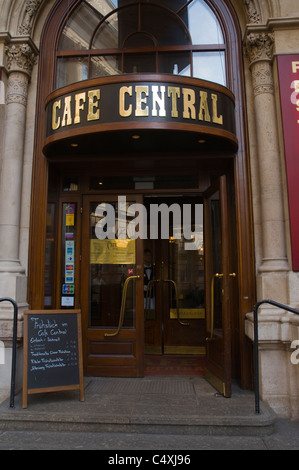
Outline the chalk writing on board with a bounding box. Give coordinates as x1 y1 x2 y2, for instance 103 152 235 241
26 313 80 389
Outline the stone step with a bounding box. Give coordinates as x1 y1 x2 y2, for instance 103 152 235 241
0 376 276 436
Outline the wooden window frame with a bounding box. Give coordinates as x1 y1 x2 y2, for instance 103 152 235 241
55 0 227 86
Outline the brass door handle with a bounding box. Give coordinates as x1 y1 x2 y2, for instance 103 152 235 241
164 279 189 326
105 275 140 337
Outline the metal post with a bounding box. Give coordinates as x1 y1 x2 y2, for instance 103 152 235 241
253 301 262 414
0 297 18 408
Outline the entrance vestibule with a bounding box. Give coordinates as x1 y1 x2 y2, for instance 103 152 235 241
44 159 238 397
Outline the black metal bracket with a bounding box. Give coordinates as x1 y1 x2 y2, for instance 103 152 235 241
0 297 18 408
253 300 299 414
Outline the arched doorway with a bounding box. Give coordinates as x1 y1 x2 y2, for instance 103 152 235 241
28 0 255 394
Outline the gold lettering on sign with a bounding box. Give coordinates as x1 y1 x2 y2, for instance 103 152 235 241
182 88 196 120
198 91 211 122
74 92 86 124
168 87 180 118
152 85 166 117
49 83 228 135
119 86 132 117
61 96 72 127
135 86 149 116
211 93 223 124
87 89 100 121
52 100 61 130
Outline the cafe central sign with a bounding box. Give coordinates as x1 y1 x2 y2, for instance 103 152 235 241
44 75 237 149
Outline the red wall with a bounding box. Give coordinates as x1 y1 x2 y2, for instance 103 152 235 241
277 55 299 271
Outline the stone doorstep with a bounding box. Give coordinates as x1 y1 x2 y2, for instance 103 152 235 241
0 377 277 437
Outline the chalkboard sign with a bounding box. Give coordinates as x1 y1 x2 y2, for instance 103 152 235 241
22 310 84 408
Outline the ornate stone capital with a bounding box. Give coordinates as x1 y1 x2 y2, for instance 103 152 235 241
245 32 274 66
5 41 37 78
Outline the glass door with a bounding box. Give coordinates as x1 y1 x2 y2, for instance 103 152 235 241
144 196 206 356
164 235 206 355
204 176 233 397
81 195 143 377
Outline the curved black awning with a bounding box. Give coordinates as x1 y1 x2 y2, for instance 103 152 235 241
43 74 238 157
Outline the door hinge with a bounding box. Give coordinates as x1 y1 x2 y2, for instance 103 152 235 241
80 207 83 214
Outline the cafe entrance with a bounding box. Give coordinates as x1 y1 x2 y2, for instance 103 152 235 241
28 0 255 395
45 162 237 397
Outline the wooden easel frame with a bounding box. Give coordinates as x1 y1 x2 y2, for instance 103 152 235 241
22 310 84 408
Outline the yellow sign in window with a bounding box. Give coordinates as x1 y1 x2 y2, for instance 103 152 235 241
90 239 135 265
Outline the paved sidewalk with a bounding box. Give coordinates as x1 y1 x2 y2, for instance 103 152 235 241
0 376 298 450
0 418 299 450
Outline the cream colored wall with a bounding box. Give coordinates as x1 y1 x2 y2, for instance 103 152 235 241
279 0 299 17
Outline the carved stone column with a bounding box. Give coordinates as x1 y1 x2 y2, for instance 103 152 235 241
0 39 37 392
0 42 37 276
0 41 37 371
245 32 289 280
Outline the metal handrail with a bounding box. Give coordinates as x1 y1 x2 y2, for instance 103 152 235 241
253 299 299 414
0 297 18 408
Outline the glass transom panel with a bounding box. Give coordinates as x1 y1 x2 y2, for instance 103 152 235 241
57 0 226 87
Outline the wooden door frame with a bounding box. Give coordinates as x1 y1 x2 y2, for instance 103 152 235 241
204 175 232 397
80 194 144 377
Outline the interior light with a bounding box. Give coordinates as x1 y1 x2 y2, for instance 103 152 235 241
71 143 79 147
132 135 141 140
198 139 206 144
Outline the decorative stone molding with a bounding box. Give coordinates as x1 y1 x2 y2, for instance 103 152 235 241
6 72 29 106
245 32 274 66
244 0 261 24
251 61 274 96
5 42 37 78
18 0 43 36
